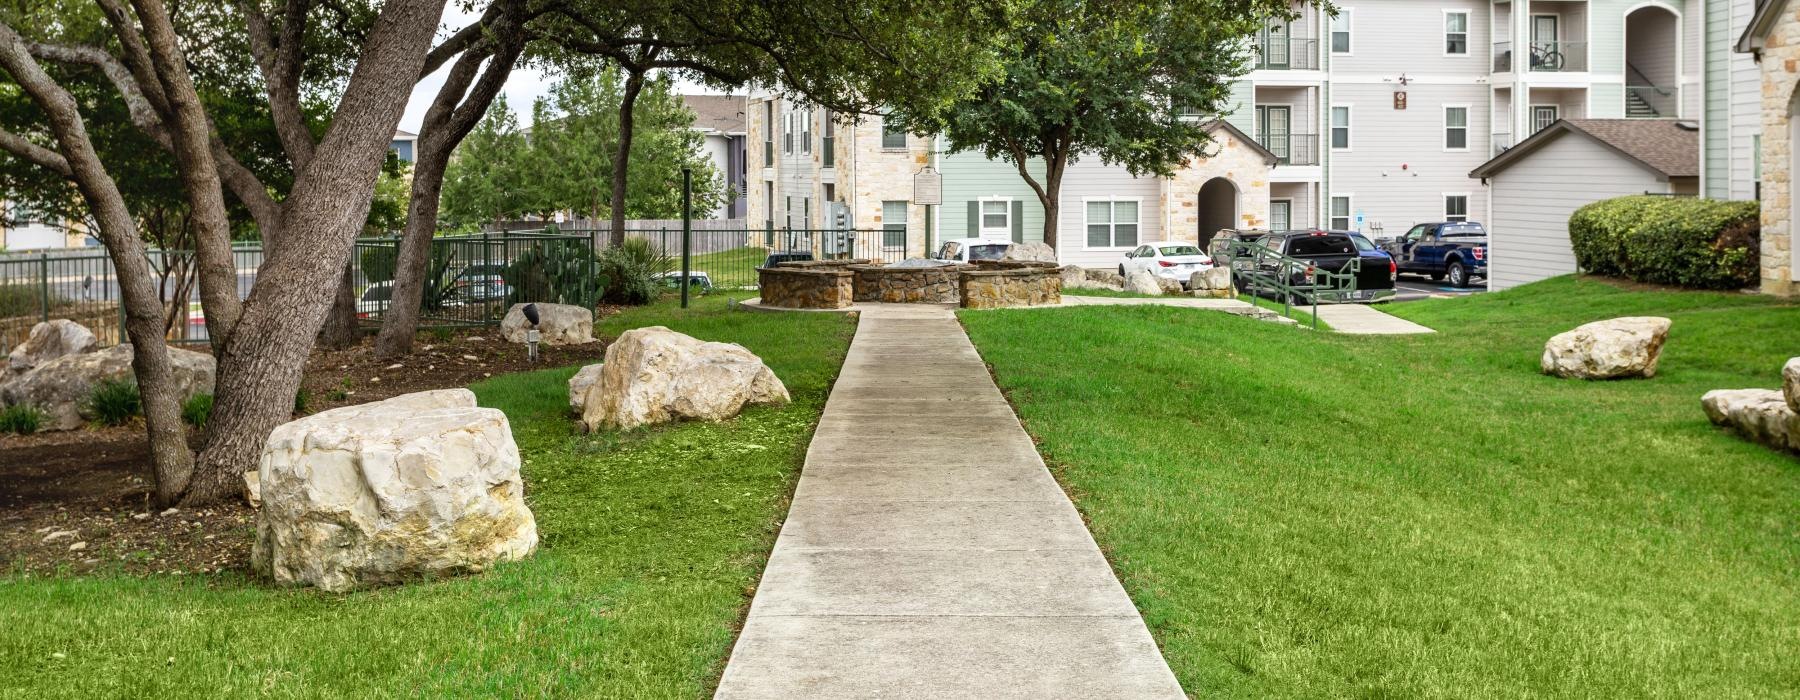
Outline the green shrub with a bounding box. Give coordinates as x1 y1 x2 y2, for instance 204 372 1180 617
294 388 311 416
0 404 45 434
599 237 672 305
182 393 213 428
506 242 603 308
0 283 69 318
85 378 142 426
1568 196 1760 290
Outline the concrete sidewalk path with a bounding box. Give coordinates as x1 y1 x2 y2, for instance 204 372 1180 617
715 304 1183 699
1311 303 1436 335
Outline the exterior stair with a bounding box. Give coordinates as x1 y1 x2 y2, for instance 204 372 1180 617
1626 90 1660 119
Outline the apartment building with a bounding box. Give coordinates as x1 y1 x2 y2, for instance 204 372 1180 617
747 0 1752 267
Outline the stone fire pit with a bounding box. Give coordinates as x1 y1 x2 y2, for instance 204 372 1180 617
849 259 972 303
753 257 1061 310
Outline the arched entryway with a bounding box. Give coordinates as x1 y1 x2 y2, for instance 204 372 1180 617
1196 177 1238 248
1624 5 1680 118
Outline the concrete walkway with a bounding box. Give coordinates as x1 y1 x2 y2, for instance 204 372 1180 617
1310 303 1436 335
716 304 1183 699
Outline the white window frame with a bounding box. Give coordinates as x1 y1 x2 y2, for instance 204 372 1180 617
1330 105 1352 151
1443 10 1469 57
801 109 811 154
1443 105 1470 152
881 200 909 249
1443 193 1471 222
881 116 907 151
1269 198 1294 231
1330 8 1353 55
1329 194 1354 231
1530 104 1559 134
1081 196 1143 251
783 112 793 154
978 196 1013 240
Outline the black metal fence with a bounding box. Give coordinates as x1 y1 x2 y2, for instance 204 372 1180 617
0 226 910 349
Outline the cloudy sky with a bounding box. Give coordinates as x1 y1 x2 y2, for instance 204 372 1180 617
399 4 724 132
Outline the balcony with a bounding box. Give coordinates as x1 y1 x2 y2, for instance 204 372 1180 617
1527 40 1587 72
1256 132 1319 166
1494 41 1511 72
1255 38 1318 71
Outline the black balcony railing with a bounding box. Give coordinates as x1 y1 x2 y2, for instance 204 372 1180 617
1256 37 1319 70
1528 41 1587 72
1256 132 1319 166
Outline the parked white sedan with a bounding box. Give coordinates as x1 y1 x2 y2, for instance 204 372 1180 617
1118 243 1215 288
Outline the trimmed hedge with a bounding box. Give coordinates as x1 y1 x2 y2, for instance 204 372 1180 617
1568 195 1759 290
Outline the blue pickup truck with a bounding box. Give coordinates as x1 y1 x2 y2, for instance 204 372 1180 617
1380 221 1489 288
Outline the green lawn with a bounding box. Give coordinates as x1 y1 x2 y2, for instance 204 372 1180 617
0 293 853 698
959 275 1800 697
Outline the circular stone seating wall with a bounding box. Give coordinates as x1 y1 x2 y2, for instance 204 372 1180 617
959 261 1063 309
848 263 974 304
756 266 854 309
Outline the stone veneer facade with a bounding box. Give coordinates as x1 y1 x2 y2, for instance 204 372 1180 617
756 266 854 309
1758 2 1800 295
1161 128 1275 245
849 264 968 303
958 262 1063 310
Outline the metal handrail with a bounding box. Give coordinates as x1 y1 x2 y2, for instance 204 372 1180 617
1215 238 1363 330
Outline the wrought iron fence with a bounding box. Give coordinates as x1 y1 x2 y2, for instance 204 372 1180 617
1 227 909 349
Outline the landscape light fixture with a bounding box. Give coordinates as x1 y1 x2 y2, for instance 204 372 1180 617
522 303 541 363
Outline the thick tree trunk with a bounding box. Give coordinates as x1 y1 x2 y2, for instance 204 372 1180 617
608 69 645 248
1039 159 1065 250
0 20 195 503
317 262 360 348
374 12 522 359
180 0 448 506
131 0 243 353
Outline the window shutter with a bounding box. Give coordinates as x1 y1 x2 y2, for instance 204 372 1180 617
1011 201 1024 243
967 201 979 235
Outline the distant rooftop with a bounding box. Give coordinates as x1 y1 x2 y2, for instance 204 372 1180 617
682 95 746 135
1471 119 1698 179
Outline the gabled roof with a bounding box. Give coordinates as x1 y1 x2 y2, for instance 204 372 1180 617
682 95 746 135
1469 119 1698 180
393 129 418 140
1738 0 1788 54
1204 120 1279 165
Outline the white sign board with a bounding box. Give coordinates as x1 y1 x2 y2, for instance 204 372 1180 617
913 168 943 206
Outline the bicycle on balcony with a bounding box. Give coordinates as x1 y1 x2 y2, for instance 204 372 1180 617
1530 43 1564 71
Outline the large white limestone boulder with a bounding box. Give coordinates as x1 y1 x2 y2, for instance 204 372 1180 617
4 319 97 380
1783 358 1800 413
252 389 538 592
0 344 213 430
1541 317 1672 379
580 326 789 431
1004 241 1057 263
501 302 595 346
1701 388 1798 452
1059 265 1086 290
568 363 604 413
1125 270 1163 296
1189 267 1234 299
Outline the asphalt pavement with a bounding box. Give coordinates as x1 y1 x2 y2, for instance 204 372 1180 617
1390 274 1490 302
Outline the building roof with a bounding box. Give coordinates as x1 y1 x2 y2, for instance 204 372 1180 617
1469 119 1698 180
1203 120 1279 165
682 95 746 135
1738 0 1787 54
393 129 417 140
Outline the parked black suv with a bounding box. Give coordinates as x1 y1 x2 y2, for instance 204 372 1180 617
1243 229 1397 304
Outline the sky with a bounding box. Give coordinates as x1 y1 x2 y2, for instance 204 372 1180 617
399 4 724 133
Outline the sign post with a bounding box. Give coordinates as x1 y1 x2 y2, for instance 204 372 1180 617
680 167 692 309
913 166 942 258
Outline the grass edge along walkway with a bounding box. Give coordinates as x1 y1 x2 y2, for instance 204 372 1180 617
960 276 1800 697
0 293 854 699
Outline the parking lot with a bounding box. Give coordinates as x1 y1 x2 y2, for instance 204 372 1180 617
1391 275 1490 302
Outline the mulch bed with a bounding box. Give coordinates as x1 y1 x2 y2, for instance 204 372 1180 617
0 323 611 578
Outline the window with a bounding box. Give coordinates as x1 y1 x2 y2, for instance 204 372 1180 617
822 115 835 168
882 201 908 247
1270 200 1292 231
1329 196 1352 230
1531 105 1558 134
1085 199 1139 248
1444 12 1468 55
1330 106 1351 150
784 195 793 228
1444 106 1468 150
1444 194 1469 222
1330 9 1352 54
881 118 906 150
980 199 1010 238
763 102 774 166
823 183 835 203
782 112 793 153
800 109 811 154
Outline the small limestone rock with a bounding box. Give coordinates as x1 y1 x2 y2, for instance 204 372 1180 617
4 319 97 380
384 363 404 371
160 507 179 517
1541 317 1671 379
42 529 77 544
464 336 485 343
1125 270 1163 296
1784 358 1800 413
581 327 790 431
462 355 479 362
68 541 87 552
1702 388 1798 452
132 512 150 521
1003 241 1057 263
568 363 605 413
501 303 596 346
243 470 261 509
369 377 381 384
